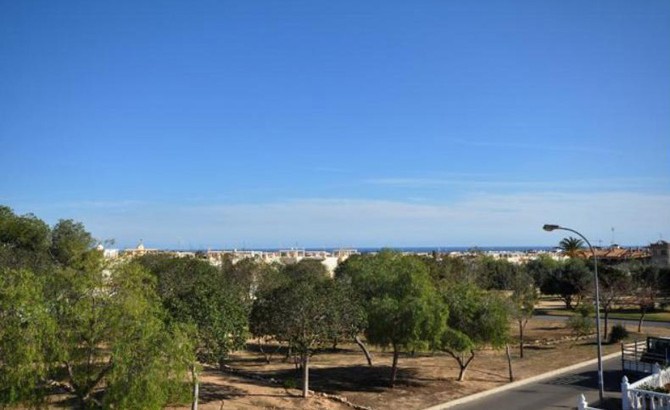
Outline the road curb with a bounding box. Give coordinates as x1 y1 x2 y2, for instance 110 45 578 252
422 351 621 410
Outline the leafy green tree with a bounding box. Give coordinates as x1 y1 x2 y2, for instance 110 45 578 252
0 206 51 254
539 258 592 309
325 279 367 351
509 270 538 358
0 206 53 272
440 283 510 381
50 219 97 267
222 257 277 306
0 209 195 408
251 261 364 397
48 261 194 408
597 266 631 340
630 264 660 332
471 256 519 290
559 236 584 258
524 254 558 289
136 254 248 368
0 268 56 406
422 254 470 286
338 251 448 387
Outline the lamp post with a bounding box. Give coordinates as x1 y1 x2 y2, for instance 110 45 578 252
543 224 604 403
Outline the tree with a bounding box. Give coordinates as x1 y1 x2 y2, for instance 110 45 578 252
339 252 448 387
48 261 194 408
509 270 538 358
0 206 51 254
630 264 660 332
559 237 584 258
222 257 277 306
468 255 519 290
250 261 364 397
0 268 55 406
0 209 196 408
525 254 557 289
422 254 471 286
597 266 631 340
566 304 594 338
50 219 96 267
440 283 510 381
0 206 53 273
539 258 592 309
136 255 248 368
324 278 367 351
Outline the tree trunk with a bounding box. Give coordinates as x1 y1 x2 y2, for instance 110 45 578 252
390 346 399 387
563 294 573 310
505 344 514 382
456 351 475 382
301 354 309 398
603 310 609 341
638 309 647 333
518 320 524 359
457 365 467 381
355 336 373 366
191 365 199 410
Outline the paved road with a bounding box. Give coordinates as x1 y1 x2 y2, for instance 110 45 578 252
451 356 634 410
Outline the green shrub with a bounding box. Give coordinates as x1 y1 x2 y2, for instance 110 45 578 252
609 324 629 343
566 304 594 337
282 378 298 390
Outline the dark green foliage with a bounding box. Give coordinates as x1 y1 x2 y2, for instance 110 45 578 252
136 254 248 367
0 206 51 253
337 251 448 386
539 258 592 309
566 304 595 337
525 254 558 289
471 256 520 290
598 266 632 340
250 260 365 396
609 324 629 344
440 283 510 381
0 207 195 408
49 262 194 408
421 254 470 285
0 268 55 406
0 206 53 272
509 270 539 358
559 237 584 257
50 219 97 267
222 258 279 306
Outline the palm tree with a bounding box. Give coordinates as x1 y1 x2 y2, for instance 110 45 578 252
559 236 584 258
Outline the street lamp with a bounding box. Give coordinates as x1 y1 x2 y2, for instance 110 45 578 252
543 224 604 403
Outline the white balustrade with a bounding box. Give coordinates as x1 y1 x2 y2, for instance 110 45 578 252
623 364 670 410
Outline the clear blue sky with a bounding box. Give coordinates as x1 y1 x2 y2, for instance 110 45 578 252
1 1 669 249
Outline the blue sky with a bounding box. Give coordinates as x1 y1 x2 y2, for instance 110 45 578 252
1 1 669 249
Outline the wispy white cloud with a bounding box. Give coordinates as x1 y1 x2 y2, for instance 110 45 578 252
365 176 669 191
68 192 670 249
450 138 621 155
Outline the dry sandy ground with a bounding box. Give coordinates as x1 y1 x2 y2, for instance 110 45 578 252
174 318 670 410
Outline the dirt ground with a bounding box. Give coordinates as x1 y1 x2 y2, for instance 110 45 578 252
177 317 670 410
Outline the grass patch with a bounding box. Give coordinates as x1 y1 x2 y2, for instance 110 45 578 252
538 308 670 322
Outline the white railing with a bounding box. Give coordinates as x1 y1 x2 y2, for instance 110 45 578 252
623 363 670 410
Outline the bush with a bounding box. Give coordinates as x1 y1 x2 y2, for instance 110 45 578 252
609 324 629 343
282 378 298 390
566 304 594 337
